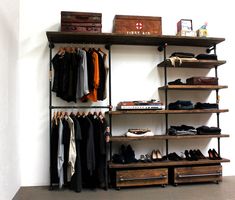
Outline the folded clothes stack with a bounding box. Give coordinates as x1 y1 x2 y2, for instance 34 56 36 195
196 54 217 60
194 102 218 109
168 78 186 85
168 52 217 67
170 52 195 58
196 126 221 135
168 101 218 110
168 125 221 136
168 100 194 110
168 125 197 136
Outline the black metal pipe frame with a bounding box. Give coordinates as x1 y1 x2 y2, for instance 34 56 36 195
105 44 112 190
161 43 169 156
158 43 169 156
213 45 221 156
49 42 54 190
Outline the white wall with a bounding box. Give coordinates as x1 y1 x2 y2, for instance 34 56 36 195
0 0 20 199
18 0 235 186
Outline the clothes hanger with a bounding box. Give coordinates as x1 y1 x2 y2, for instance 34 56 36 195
82 111 86 117
98 48 107 56
58 47 65 56
76 111 81 117
61 111 65 118
93 110 98 119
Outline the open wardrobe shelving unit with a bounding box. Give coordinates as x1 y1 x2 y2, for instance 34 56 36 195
46 32 229 190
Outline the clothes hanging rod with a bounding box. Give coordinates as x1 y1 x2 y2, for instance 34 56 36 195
50 105 110 109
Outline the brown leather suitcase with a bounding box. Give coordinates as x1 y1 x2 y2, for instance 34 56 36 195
61 11 102 33
61 11 102 23
61 23 102 33
113 15 162 35
186 77 218 85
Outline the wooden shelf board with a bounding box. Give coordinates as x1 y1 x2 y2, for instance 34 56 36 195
157 60 226 69
108 109 229 115
110 134 229 142
109 158 230 169
158 85 228 90
46 32 224 47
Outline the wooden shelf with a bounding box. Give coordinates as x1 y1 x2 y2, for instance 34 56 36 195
110 134 229 142
46 32 224 47
157 59 226 69
158 85 228 90
109 158 230 169
108 109 228 115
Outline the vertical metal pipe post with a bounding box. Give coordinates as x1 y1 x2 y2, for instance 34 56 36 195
163 43 169 156
49 42 54 190
213 45 221 156
106 44 112 190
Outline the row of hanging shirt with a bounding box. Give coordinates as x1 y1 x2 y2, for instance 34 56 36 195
51 111 110 192
52 47 108 103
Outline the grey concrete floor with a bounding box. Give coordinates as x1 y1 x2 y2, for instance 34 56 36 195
13 176 235 200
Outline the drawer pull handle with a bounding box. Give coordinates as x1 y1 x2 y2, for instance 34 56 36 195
119 175 167 182
177 172 222 178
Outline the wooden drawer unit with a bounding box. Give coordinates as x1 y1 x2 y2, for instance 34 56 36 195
116 168 168 188
173 165 222 185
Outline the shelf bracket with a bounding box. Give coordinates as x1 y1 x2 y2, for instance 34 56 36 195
206 45 216 54
158 43 167 52
49 42 55 49
105 44 111 50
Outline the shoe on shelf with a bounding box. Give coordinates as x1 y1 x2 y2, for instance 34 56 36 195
168 152 183 161
139 154 146 162
189 149 198 161
151 150 157 161
212 148 222 160
185 150 193 161
124 145 138 163
195 149 206 159
145 154 153 162
156 149 163 160
208 149 214 160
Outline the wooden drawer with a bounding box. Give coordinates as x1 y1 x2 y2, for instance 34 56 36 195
173 165 222 184
116 168 168 188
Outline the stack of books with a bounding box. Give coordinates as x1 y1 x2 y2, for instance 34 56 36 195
117 100 164 110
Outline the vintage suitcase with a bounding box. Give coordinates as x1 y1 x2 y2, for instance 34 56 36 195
61 11 102 33
61 23 102 33
61 11 102 23
172 165 222 185
113 15 162 35
115 168 168 188
186 77 218 85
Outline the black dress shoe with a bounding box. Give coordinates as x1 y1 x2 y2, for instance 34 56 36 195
195 149 206 159
185 150 193 161
168 152 183 161
212 149 222 160
189 149 198 161
208 149 214 160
